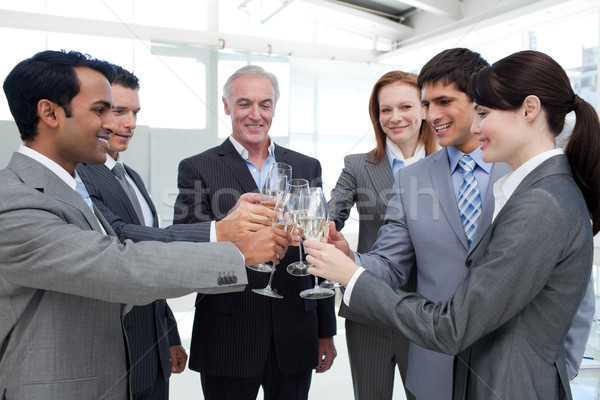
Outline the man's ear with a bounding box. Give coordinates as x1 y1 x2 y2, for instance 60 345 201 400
37 99 62 128
223 96 231 116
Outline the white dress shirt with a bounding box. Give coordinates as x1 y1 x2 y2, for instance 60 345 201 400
17 144 107 234
492 148 564 221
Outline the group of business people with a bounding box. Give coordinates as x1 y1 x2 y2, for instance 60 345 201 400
0 50 335 400
0 45 598 400
309 48 600 400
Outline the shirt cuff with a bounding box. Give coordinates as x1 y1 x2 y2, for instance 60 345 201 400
210 221 217 242
343 267 365 307
354 251 363 267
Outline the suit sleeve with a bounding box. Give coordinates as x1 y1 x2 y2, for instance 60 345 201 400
350 187 591 355
355 174 415 288
91 197 211 243
165 302 182 346
173 158 215 224
327 155 358 232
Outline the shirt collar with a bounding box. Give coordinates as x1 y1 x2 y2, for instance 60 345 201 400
497 148 564 204
18 144 78 189
104 153 121 170
385 137 426 169
447 145 492 175
228 135 275 161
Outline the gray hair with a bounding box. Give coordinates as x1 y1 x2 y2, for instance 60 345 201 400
222 65 280 107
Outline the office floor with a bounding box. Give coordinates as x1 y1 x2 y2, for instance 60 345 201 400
168 293 600 400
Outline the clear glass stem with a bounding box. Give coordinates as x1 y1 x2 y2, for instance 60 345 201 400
298 239 303 262
266 266 276 289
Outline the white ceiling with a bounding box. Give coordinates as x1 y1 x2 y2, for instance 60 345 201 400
0 0 597 63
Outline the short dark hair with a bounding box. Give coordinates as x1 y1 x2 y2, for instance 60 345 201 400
417 48 489 94
3 50 114 141
111 65 139 90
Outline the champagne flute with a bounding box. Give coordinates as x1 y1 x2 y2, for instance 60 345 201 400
319 219 342 289
286 178 310 276
252 191 293 299
298 187 335 299
247 162 292 273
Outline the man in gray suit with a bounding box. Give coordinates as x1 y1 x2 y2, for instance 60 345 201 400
0 50 288 400
324 48 594 399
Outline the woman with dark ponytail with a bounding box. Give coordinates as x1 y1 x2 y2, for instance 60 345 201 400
304 50 598 399
468 50 600 234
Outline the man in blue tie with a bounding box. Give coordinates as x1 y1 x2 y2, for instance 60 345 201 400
0 50 289 400
325 47 594 400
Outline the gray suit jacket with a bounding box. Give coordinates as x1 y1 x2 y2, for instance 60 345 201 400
351 155 593 399
356 149 593 399
0 152 246 400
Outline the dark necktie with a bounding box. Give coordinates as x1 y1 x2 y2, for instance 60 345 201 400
457 154 482 245
112 162 145 225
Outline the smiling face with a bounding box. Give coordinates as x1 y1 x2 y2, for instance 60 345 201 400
53 67 115 173
224 75 275 151
421 81 480 154
378 82 422 157
107 84 140 160
471 103 538 170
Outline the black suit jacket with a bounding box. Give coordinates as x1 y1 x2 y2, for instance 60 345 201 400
77 162 187 395
173 139 337 377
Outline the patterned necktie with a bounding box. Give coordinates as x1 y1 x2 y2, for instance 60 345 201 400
75 180 94 212
112 162 145 224
457 154 482 245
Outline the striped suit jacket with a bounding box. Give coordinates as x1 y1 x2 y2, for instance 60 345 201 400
173 139 337 379
78 162 208 395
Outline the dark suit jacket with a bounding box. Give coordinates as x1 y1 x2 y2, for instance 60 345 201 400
173 139 337 377
78 162 188 394
351 155 593 400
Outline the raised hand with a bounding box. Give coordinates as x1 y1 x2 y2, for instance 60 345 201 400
234 226 290 266
304 239 359 287
216 203 276 242
229 192 278 211
322 220 355 261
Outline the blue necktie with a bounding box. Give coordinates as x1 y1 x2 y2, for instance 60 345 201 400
457 155 482 245
75 180 94 212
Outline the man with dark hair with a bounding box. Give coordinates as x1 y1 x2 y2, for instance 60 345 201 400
173 65 337 400
0 50 287 400
77 65 284 399
325 48 593 400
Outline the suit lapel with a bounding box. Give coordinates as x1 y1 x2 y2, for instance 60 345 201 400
364 154 394 205
124 164 158 227
9 153 105 233
468 162 508 254
218 139 259 192
430 149 470 250
92 164 143 225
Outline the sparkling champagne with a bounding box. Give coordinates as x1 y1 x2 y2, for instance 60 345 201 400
298 216 327 240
